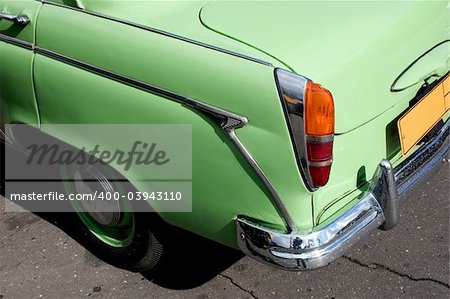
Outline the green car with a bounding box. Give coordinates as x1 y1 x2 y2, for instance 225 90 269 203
1 0 449 271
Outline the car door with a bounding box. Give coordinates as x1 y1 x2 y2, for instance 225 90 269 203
0 0 41 125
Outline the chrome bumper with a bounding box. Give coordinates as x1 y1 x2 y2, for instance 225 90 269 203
236 120 449 270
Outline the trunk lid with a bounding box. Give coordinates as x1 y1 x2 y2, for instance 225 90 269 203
200 1 449 133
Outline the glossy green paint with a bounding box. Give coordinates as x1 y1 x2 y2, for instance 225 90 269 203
33 54 289 246
199 0 448 225
67 0 449 231
0 43 39 124
314 85 418 224
79 0 284 69
31 3 317 246
0 0 41 125
0 0 448 249
201 0 449 133
0 0 39 43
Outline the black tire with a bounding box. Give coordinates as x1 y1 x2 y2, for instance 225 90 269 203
77 213 164 272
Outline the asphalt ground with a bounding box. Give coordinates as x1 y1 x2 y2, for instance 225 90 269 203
0 160 449 298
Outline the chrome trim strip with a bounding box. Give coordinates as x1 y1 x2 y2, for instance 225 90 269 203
34 46 249 130
274 68 318 191
228 130 297 233
308 159 332 167
305 134 334 143
237 119 449 270
39 0 272 67
0 33 34 50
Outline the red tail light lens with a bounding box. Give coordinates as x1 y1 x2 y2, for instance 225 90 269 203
306 140 333 161
308 164 332 187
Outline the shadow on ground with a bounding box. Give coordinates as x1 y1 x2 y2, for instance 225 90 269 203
33 211 243 290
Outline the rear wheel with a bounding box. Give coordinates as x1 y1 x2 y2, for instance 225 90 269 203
61 163 163 272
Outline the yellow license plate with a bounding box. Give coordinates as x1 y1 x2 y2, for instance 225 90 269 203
398 74 450 156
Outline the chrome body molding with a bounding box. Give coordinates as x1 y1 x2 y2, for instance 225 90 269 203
1 32 296 233
228 130 297 233
35 44 295 234
237 119 449 270
33 46 249 132
39 0 272 67
0 33 33 50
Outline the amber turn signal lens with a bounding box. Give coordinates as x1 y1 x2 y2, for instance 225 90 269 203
304 82 335 136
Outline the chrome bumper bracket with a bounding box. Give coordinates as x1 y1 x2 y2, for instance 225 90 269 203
375 160 399 230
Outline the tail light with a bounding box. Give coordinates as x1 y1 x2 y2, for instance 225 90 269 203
275 69 335 190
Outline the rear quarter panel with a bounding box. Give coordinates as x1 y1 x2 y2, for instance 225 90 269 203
33 3 314 246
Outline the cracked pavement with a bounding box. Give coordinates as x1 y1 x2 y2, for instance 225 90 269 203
0 161 448 298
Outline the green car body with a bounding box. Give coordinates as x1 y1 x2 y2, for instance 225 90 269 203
1 0 449 270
